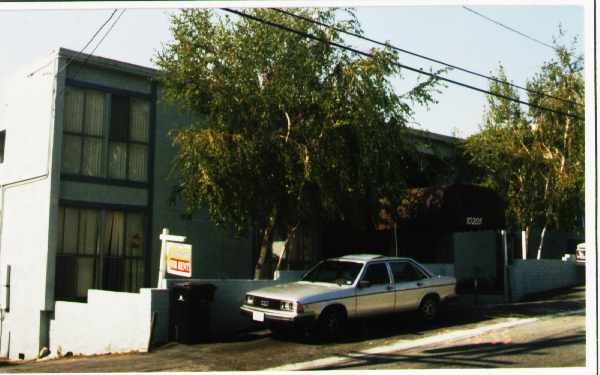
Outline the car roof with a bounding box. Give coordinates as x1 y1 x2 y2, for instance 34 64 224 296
335 254 417 263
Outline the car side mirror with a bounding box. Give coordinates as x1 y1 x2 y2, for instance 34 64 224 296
358 280 370 289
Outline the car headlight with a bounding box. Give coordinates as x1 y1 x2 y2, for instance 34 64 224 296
245 295 255 305
280 301 295 311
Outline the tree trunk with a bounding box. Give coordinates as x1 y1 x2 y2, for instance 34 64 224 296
275 225 298 273
254 220 276 280
536 226 547 260
521 228 529 260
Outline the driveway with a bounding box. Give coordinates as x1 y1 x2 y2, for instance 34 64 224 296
0 286 586 372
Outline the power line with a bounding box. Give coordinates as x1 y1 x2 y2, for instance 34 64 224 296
222 8 582 121
56 9 126 98
272 8 582 108
84 9 126 62
28 9 118 78
462 6 557 51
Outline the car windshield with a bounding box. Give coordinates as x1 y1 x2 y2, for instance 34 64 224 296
302 260 363 285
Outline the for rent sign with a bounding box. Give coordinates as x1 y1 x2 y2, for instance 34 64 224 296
166 242 192 277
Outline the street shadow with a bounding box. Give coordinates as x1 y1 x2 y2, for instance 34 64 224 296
310 332 585 370
269 297 585 346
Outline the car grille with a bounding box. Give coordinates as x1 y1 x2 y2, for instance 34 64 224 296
253 296 281 310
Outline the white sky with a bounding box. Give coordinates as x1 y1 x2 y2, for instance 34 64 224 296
0 2 586 137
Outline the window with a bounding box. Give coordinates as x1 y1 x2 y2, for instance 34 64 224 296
55 205 146 301
389 262 426 283
61 86 150 183
362 263 390 285
0 130 5 164
301 260 362 285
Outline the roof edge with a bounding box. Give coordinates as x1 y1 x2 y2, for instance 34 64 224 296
58 47 158 78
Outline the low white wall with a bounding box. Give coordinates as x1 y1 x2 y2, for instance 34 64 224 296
422 263 455 277
509 259 579 301
166 278 304 337
49 288 169 357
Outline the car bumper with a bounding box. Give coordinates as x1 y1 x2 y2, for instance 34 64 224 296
240 305 316 325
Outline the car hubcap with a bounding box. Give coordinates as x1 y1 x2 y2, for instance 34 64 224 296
424 301 436 318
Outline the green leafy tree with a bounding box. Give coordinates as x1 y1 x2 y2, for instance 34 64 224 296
156 8 443 278
465 36 584 259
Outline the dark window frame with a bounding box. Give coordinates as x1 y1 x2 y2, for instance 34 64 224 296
55 203 148 302
61 81 151 185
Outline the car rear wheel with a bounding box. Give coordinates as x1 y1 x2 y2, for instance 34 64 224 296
419 296 439 322
317 308 346 340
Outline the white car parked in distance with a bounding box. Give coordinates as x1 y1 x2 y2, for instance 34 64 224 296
240 254 457 338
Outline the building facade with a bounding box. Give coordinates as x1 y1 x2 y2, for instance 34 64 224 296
0 48 254 359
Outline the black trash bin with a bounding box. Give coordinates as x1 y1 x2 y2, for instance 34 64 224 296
169 282 217 344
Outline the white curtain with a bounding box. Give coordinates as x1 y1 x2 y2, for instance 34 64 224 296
63 87 84 133
78 209 98 255
84 90 105 136
108 142 127 179
62 207 79 254
130 98 149 143
104 210 125 256
82 138 103 176
128 144 148 182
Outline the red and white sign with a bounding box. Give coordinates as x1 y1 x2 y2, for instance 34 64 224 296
166 242 192 277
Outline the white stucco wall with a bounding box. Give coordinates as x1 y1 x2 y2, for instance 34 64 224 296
0 51 60 360
49 288 169 357
509 259 580 301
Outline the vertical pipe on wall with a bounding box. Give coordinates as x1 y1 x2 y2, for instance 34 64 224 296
501 230 510 302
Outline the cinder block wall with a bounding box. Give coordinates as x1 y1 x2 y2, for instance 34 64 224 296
509 259 580 301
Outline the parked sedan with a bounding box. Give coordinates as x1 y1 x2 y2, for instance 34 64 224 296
240 254 456 338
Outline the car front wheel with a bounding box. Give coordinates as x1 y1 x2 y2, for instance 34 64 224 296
317 308 346 340
419 296 439 322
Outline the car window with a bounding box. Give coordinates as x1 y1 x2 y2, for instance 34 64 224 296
390 262 426 283
302 260 363 285
362 263 390 285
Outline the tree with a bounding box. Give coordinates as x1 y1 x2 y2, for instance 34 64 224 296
155 9 443 278
464 36 584 259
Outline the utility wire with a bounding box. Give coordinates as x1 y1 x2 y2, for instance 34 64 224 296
222 8 582 121
56 9 126 98
462 6 557 51
28 9 118 78
272 8 582 108
84 9 126 62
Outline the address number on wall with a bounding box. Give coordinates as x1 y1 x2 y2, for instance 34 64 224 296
466 217 483 226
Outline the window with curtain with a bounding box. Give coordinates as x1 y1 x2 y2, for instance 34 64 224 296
108 95 149 182
61 86 150 183
55 205 146 301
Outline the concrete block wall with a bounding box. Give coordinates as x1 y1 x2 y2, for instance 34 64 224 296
509 259 579 301
49 288 169 357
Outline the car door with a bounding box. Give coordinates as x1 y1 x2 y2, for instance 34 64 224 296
355 262 395 317
389 261 429 312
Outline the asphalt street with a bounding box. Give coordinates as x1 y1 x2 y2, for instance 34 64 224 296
0 286 586 372
299 311 585 370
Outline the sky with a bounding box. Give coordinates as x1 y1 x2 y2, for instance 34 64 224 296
0 3 585 138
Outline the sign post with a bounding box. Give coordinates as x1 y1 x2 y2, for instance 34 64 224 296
157 228 188 289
